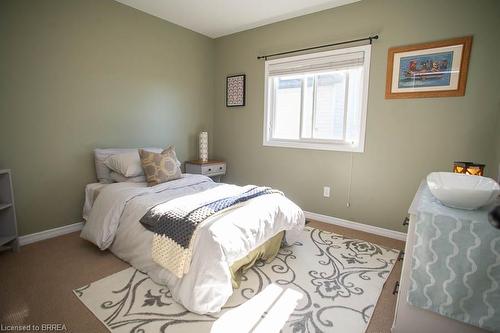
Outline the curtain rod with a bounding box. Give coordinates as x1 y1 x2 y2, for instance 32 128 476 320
257 35 379 60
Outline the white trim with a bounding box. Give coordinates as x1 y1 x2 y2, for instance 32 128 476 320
263 139 362 152
19 222 84 246
304 211 407 241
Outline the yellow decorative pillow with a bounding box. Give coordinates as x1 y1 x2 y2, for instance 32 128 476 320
139 146 182 186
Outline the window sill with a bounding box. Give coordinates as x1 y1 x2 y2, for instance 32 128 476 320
263 139 364 152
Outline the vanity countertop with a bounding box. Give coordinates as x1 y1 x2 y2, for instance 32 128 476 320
408 180 498 220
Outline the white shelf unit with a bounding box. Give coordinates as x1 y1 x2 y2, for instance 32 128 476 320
0 169 19 252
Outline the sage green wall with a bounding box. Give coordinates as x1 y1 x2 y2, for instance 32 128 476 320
0 0 215 235
1 0 498 237
213 0 500 232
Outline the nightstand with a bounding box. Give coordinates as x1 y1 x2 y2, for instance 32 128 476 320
185 160 226 182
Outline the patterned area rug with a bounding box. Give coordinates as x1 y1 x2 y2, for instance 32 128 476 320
74 226 399 333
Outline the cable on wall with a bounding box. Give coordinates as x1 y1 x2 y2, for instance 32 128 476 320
346 152 354 208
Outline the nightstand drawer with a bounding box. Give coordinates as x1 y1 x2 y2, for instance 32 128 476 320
201 163 225 176
185 160 226 180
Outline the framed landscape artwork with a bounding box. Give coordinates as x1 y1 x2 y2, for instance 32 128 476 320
226 74 246 107
385 36 472 99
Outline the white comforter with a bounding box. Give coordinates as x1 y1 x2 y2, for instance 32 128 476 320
80 174 305 314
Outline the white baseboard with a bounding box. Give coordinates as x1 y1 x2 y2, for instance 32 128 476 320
304 211 407 241
19 222 84 246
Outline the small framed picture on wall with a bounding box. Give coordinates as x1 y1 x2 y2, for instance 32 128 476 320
226 74 246 107
385 36 472 99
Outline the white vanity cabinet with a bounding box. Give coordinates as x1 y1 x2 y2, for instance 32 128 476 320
392 182 492 333
391 214 487 333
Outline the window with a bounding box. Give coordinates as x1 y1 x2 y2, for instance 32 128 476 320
263 45 371 152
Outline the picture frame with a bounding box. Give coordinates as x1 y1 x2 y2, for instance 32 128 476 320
385 36 472 99
226 74 246 107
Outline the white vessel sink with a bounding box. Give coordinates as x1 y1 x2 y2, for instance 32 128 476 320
426 172 500 210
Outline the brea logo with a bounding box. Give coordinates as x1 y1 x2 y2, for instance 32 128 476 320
0 323 67 332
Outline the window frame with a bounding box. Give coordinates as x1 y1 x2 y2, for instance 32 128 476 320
263 44 371 153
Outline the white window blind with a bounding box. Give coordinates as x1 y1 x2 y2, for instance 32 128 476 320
267 51 365 76
263 44 371 152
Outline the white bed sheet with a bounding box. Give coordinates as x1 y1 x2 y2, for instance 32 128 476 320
82 183 109 220
80 174 305 314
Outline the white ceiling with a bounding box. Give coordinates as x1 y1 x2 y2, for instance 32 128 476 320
115 0 360 38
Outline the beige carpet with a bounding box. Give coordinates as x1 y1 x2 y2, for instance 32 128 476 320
0 220 404 332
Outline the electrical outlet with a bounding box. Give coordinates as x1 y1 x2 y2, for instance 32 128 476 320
323 186 330 198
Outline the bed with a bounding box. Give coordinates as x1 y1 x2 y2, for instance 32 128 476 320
80 148 305 315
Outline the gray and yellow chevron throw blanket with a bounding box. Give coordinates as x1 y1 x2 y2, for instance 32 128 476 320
140 185 281 278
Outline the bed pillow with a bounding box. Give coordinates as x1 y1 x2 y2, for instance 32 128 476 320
94 148 163 183
104 151 144 177
139 146 182 186
110 171 146 183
